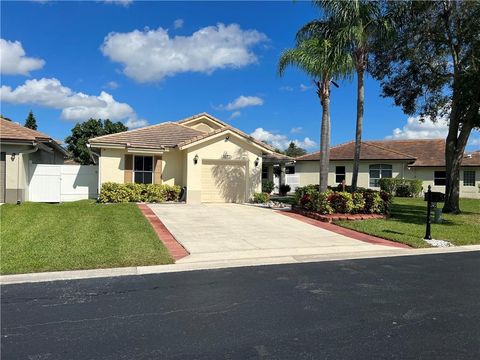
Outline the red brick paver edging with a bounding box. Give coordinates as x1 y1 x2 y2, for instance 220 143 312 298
292 207 386 223
279 211 411 249
138 204 189 260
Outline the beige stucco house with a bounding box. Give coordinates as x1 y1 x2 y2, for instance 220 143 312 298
0 117 68 203
89 113 278 203
295 139 480 199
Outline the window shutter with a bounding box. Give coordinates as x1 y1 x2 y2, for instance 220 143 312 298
154 156 162 184
124 155 133 183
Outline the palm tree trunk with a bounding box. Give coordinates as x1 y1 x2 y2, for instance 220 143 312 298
351 68 364 191
318 78 331 192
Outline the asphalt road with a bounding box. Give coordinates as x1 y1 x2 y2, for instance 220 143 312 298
2 252 480 359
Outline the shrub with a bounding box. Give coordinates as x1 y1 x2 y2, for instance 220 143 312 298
279 184 291 195
253 192 270 203
378 178 423 197
362 190 384 214
352 192 366 214
295 185 320 206
99 182 181 203
262 180 275 194
328 191 354 214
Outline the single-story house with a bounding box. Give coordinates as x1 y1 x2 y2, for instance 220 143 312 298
294 139 480 199
0 117 68 203
89 113 290 203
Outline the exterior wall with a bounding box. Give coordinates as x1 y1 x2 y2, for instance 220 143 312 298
161 150 185 186
185 135 262 203
1 144 31 203
99 148 126 184
296 160 480 199
30 147 65 165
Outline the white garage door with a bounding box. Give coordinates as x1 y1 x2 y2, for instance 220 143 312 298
201 159 247 203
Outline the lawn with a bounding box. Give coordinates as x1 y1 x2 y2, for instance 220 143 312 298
336 197 480 248
0 200 173 275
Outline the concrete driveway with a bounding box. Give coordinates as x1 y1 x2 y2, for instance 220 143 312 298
148 204 411 265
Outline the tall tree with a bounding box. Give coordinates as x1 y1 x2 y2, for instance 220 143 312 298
278 22 353 191
370 0 480 213
299 0 390 190
285 142 307 158
65 119 127 165
24 110 38 130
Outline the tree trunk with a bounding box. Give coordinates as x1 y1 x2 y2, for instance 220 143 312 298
318 78 331 192
351 68 365 191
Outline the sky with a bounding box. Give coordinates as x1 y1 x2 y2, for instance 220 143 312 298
1 0 479 151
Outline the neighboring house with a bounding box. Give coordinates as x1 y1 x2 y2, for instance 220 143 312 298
295 139 480 199
0 117 68 203
89 113 285 203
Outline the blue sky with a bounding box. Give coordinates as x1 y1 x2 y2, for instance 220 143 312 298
1 0 478 151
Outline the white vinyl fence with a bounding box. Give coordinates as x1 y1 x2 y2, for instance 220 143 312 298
29 164 98 202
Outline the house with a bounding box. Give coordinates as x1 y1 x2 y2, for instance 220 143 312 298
89 113 290 203
0 117 68 203
295 139 480 199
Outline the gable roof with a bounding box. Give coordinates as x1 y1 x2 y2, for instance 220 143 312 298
89 112 274 153
1 117 54 142
296 139 480 167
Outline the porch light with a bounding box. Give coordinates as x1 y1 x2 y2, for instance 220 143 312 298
254 157 259 167
11 153 16 161
225 135 230 141
193 154 199 165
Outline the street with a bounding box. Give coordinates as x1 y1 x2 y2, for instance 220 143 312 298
2 252 480 359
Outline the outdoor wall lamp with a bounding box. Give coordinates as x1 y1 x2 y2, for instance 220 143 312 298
11 153 16 161
193 154 199 165
254 157 259 167
225 135 230 141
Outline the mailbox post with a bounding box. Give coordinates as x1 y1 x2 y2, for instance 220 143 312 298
424 186 445 240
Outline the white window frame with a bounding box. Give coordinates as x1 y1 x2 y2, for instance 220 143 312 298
433 171 447 186
463 170 476 187
369 164 393 188
335 166 346 184
133 155 154 184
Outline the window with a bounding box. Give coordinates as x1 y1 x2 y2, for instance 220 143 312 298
369 164 392 187
335 166 346 183
464 170 476 186
434 171 446 186
134 156 153 184
286 165 295 174
262 166 269 180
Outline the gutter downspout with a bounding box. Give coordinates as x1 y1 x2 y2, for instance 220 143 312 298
16 142 39 204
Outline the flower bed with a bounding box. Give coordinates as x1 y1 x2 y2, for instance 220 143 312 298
99 182 182 203
294 185 392 216
292 206 386 223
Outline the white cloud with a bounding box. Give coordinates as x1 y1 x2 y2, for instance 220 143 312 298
103 0 133 7
279 85 294 92
300 83 313 92
173 19 184 29
0 78 146 128
290 127 302 134
229 111 241 120
0 39 45 75
104 81 119 89
222 95 264 111
250 128 317 150
386 115 449 140
101 23 268 82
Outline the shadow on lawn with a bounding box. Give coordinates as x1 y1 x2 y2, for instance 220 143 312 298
390 203 455 226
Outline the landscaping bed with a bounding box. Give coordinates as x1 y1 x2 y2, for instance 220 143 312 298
292 206 386 223
0 200 173 275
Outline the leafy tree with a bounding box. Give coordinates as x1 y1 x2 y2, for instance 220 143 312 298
279 19 353 191
299 0 391 190
65 119 127 165
24 110 38 130
1 114 12 121
285 142 307 157
370 0 480 213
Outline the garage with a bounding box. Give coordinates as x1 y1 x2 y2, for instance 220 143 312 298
201 159 247 203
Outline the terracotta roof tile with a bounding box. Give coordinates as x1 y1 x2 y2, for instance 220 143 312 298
0 117 54 142
296 139 480 167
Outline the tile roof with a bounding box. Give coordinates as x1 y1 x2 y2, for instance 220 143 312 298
296 139 480 167
89 112 274 152
0 117 54 142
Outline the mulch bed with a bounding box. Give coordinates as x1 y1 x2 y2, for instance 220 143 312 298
292 206 386 223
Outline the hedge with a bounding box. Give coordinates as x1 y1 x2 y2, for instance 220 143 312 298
378 178 423 197
99 182 182 203
252 192 270 203
295 185 391 215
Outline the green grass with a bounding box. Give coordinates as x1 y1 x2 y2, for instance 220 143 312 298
336 197 480 248
270 195 296 205
0 200 173 275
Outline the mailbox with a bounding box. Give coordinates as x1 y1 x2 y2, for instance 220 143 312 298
424 191 445 203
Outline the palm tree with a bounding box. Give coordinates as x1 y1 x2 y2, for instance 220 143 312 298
299 0 390 190
278 23 353 191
